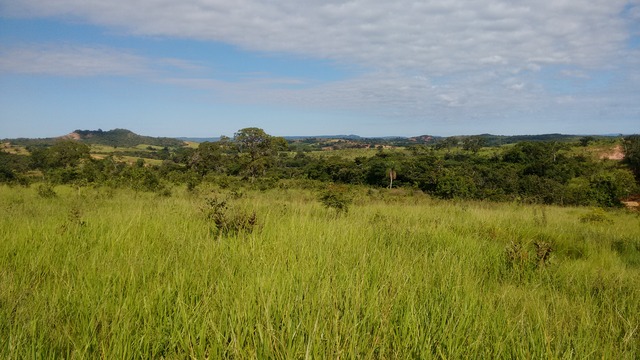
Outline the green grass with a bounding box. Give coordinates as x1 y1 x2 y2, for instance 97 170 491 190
1 184 639 358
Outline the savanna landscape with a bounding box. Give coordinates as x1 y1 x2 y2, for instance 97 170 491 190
1 129 639 358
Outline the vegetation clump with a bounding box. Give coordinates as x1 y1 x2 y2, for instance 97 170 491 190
36 183 57 198
318 185 352 215
579 208 614 224
505 239 554 276
202 196 258 237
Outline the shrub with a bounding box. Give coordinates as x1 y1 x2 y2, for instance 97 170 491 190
505 239 554 279
579 208 613 224
37 183 57 198
318 185 352 215
533 240 553 267
202 196 258 237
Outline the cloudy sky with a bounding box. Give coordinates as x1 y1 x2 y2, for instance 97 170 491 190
1 0 639 138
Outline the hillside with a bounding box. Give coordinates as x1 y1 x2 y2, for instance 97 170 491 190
5 129 185 148
64 129 185 148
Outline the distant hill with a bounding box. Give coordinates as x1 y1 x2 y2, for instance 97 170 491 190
67 129 185 147
6 129 185 148
4 129 621 148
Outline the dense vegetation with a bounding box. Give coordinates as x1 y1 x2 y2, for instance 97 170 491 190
2 128 638 207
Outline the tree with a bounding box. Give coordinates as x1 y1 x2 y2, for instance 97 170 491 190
30 140 90 170
435 137 459 152
579 136 595 147
622 135 640 182
462 136 486 154
234 128 287 179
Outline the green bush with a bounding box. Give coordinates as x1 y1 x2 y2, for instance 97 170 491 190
37 183 57 198
579 208 613 224
318 184 352 215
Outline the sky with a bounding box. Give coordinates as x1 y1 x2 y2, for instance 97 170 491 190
1 0 639 138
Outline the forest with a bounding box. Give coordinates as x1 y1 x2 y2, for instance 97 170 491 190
1 128 639 208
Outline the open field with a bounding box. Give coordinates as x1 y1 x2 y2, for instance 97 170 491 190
1 184 639 358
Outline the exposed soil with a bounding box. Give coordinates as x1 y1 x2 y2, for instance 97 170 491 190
62 132 82 140
622 194 640 211
599 145 624 160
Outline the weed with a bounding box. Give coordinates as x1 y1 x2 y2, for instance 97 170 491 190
155 185 172 197
202 196 258 237
37 183 57 198
67 207 86 227
533 206 548 226
533 240 553 267
579 208 613 224
505 239 553 274
505 240 531 271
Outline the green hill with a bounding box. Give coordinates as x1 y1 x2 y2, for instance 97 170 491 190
5 129 185 148
67 129 185 148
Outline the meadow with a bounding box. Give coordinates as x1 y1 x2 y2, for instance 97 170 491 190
1 183 639 358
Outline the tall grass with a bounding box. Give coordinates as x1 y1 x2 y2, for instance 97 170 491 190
1 184 638 358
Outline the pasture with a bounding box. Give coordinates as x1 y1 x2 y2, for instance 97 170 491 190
1 184 639 358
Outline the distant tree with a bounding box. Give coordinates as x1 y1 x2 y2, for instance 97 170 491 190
462 136 486 154
0 152 17 183
622 135 640 182
579 136 595 147
234 127 287 180
435 137 459 152
589 169 637 207
31 140 90 170
190 142 226 175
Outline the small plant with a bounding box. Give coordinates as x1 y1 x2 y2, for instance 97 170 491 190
533 240 553 267
67 207 86 227
318 185 352 215
579 208 613 224
186 177 199 192
505 239 553 277
155 184 172 197
533 206 548 226
202 196 258 237
505 240 530 271
37 183 57 198
59 206 86 234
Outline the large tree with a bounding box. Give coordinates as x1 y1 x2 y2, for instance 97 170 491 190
233 128 287 179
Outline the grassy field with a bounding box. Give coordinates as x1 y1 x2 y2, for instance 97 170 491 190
1 184 639 358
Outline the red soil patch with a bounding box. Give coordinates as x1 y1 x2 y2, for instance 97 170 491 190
599 145 624 160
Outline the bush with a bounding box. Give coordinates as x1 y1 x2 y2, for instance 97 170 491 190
37 183 57 198
318 185 352 215
579 208 613 224
202 196 258 237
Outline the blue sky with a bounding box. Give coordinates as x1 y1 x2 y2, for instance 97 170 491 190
1 0 639 138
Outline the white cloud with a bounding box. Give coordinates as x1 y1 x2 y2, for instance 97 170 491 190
560 70 590 79
0 44 212 80
1 0 632 72
0 45 149 76
1 0 638 133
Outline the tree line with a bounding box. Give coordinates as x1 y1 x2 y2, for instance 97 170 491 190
2 128 639 207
